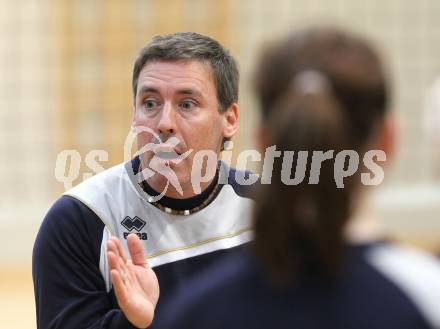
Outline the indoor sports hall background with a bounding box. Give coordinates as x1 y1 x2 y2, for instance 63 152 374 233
1 0 440 328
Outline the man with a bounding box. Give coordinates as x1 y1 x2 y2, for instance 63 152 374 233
33 32 255 328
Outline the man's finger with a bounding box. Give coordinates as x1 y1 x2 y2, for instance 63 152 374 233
109 250 129 287
107 240 120 261
111 236 129 263
107 250 119 271
108 244 130 284
127 233 148 267
108 237 121 259
110 269 128 305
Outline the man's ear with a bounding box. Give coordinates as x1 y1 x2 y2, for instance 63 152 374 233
222 103 239 139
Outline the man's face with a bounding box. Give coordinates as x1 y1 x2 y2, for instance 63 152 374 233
133 59 237 197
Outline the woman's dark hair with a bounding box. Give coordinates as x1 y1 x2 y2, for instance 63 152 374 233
252 27 390 284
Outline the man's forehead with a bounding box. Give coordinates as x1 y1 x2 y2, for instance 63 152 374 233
138 59 214 83
136 60 216 99
138 85 204 99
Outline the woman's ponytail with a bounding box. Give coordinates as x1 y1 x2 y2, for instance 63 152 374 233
253 70 358 284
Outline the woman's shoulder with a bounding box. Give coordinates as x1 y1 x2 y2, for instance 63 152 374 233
362 241 440 328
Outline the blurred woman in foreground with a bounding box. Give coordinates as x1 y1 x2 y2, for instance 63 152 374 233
160 27 440 329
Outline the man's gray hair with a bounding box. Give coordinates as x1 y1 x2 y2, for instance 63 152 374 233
132 32 239 113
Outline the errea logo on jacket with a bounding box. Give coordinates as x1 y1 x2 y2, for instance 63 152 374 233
121 216 148 240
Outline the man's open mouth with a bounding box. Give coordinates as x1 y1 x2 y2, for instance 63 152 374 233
156 150 180 159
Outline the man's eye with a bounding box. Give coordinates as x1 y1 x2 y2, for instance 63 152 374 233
180 100 195 111
144 99 158 110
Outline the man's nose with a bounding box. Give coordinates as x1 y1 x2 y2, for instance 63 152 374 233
157 102 176 139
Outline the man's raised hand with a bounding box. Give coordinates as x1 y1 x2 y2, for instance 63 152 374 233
107 234 159 328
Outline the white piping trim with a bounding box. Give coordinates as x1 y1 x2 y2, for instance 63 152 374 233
147 229 253 268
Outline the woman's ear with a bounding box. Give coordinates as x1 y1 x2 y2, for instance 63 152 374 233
255 125 270 155
376 113 398 160
222 103 239 139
